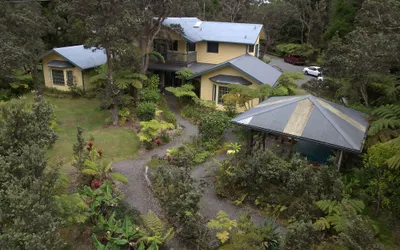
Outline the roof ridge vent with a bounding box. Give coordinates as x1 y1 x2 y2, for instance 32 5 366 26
194 21 202 28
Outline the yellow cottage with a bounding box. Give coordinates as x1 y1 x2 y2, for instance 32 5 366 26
149 18 282 109
41 45 107 91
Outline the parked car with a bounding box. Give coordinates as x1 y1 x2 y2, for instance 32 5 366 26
283 54 305 65
303 66 322 77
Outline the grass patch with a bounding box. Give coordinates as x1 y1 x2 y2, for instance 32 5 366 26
26 94 141 172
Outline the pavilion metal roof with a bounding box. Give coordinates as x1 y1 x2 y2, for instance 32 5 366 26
162 17 263 45
232 95 369 153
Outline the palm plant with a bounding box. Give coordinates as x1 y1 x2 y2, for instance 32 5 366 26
81 160 128 184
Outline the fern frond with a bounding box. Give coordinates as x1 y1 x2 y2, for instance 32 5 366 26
368 119 400 136
110 173 129 183
326 214 345 232
342 199 365 213
141 210 165 237
313 217 330 231
387 154 400 169
372 104 400 119
315 200 338 214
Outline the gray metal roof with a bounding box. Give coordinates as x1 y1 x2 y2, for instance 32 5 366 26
47 60 74 68
232 95 369 153
210 74 252 85
42 45 107 70
189 54 282 87
148 62 215 74
162 17 263 45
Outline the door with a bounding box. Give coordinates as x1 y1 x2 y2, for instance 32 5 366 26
255 44 259 57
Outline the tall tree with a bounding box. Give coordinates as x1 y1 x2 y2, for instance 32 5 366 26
63 0 137 125
0 1 48 86
0 94 62 249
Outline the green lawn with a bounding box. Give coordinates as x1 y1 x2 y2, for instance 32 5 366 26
27 94 141 171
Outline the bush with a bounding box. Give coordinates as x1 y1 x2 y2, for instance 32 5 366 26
68 85 86 97
281 221 321 250
162 109 177 127
181 105 203 124
141 88 161 103
137 102 156 121
216 150 344 220
152 165 202 242
275 43 319 61
198 111 231 142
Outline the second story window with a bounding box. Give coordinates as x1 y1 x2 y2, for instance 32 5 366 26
207 42 219 53
169 40 178 51
187 42 196 52
248 44 255 53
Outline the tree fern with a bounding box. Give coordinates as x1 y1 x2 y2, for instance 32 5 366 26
315 200 339 214
368 104 400 141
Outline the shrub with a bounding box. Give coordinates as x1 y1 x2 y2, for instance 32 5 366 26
198 111 230 142
275 43 319 61
162 109 177 127
281 221 321 250
68 84 86 97
216 150 344 220
152 165 202 242
137 102 156 121
181 104 202 123
117 107 131 126
141 88 161 103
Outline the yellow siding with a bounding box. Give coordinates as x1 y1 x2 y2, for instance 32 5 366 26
248 35 260 56
196 42 247 64
42 52 84 91
200 66 261 111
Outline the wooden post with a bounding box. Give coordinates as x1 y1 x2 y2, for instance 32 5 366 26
247 130 254 153
262 133 266 150
337 150 343 171
161 71 165 94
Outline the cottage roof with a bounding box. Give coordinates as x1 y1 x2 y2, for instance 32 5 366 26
42 45 107 70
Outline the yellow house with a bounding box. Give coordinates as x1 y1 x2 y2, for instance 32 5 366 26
41 45 107 91
149 18 282 108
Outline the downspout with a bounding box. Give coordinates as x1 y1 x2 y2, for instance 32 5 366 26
337 150 343 171
81 70 85 91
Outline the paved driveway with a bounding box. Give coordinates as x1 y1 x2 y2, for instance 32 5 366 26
266 56 314 86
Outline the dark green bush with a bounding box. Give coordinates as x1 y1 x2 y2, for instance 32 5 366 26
275 43 319 61
162 109 177 127
137 102 156 121
152 165 202 242
141 88 161 103
181 104 203 124
216 150 344 220
198 111 231 142
281 221 321 250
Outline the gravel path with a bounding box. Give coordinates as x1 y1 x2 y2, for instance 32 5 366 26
114 95 284 249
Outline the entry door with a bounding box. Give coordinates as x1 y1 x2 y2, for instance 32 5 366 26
255 44 259 57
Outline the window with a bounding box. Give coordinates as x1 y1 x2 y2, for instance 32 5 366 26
218 86 229 104
52 70 65 85
207 42 219 53
66 70 74 86
169 40 178 51
212 84 216 102
248 44 255 53
187 42 196 52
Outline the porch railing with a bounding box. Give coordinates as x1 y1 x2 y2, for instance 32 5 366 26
151 51 197 65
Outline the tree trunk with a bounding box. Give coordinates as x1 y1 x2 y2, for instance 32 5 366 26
360 84 369 107
106 48 119 126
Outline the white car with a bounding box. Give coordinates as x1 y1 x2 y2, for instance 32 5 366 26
303 66 322 77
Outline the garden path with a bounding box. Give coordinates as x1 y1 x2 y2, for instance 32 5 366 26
113 95 284 249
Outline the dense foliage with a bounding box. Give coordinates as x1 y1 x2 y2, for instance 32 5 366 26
0 94 62 249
